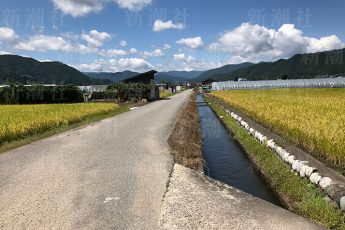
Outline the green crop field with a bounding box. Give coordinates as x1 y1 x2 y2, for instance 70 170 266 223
0 103 118 144
212 88 345 169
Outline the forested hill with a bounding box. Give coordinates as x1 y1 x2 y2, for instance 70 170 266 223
206 48 345 81
0 55 111 85
193 62 254 82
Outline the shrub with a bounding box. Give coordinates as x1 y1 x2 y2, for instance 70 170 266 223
0 85 84 104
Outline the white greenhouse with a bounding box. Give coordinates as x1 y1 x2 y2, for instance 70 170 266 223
211 77 345 91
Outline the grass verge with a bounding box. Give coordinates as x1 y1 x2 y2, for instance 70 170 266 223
160 91 175 99
205 95 345 230
168 91 204 171
0 103 132 155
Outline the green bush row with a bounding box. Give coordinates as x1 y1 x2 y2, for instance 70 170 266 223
0 85 84 104
105 83 154 102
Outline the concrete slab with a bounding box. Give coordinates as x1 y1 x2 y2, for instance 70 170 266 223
160 164 324 230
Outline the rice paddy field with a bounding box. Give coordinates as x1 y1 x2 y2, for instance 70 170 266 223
0 103 118 144
212 88 345 169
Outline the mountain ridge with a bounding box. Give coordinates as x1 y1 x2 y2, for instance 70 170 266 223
206 49 345 81
2 48 345 86
194 62 254 81
0 55 111 85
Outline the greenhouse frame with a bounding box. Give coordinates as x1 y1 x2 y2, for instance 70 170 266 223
211 77 345 91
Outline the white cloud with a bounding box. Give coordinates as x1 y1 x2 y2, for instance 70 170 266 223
119 40 127 47
15 35 73 52
81 30 112 48
75 57 153 72
75 44 98 53
171 53 223 71
52 0 152 17
182 60 223 72
15 34 97 53
159 54 221 71
306 35 344 53
210 23 345 63
152 19 185 32
0 50 11 55
114 0 152 11
176 36 204 49
152 49 164 57
130 48 138 54
173 53 185 61
162 44 171 50
2 27 113 54
60 31 80 41
77 60 104 72
51 0 104 17
142 49 164 58
106 49 127 56
173 53 195 63
0 27 18 43
118 57 153 70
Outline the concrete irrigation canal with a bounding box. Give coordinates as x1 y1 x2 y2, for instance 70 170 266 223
160 93 322 229
197 95 281 206
196 94 281 206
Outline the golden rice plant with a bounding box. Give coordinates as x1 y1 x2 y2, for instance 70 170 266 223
0 103 118 144
212 88 345 168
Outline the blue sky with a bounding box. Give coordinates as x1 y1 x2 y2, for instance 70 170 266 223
0 0 344 72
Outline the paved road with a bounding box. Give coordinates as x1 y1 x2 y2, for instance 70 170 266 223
0 90 191 230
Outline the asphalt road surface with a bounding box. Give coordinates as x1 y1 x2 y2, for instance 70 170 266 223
0 90 191 230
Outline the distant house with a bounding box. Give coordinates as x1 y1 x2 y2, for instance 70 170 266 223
155 82 177 94
78 85 108 93
77 85 109 102
155 83 166 91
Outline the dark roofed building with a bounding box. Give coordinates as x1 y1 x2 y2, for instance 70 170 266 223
202 78 214 85
122 70 157 84
120 70 160 101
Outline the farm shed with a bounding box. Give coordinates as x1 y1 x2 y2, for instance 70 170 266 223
122 70 157 84
122 70 160 101
212 77 345 91
202 79 214 85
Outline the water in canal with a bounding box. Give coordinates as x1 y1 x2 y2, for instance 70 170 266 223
196 95 281 206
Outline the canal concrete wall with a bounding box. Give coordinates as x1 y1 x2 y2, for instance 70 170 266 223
160 164 324 230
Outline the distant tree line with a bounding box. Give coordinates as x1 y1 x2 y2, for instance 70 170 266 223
0 85 84 104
